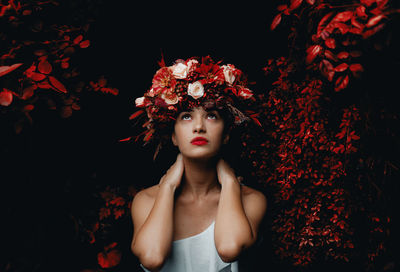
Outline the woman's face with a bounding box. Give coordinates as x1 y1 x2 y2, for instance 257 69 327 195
172 106 227 160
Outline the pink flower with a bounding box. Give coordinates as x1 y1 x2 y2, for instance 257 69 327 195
186 59 199 74
161 91 179 105
221 64 239 85
170 62 188 79
187 81 204 99
152 67 177 93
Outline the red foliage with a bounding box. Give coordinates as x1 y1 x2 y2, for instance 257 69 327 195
256 0 399 268
0 0 118 133
97 242 122 269
80 185 137 268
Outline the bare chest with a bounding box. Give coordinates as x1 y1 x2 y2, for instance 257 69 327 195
172 198 218 241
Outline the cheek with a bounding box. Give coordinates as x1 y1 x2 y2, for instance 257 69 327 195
173 125 189 146
210 123 225 144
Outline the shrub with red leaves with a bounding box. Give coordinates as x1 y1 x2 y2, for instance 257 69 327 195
77 184 138 269
0 0 118 133
240 0 399 269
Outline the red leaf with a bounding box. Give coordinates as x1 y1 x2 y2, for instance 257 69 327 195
325 50 338 62
337 51 349 59
334 63 349 72
22 85 37 100
377 0 389 8
362 23 385 39
98 77 107 87
366 14 385 28
333 22 350 34
129 110 144 120
319 59 335 81
73 34 83 44
100 87 119 96
350 51 362 57
49 76 67 93
0 88 13 106
119 137 132 142
23 104 34 112
306 0 315 4
335 75 349 91
38 60 52 74
325 38 336 49
289 0 303 10
356 5 368 19
250 115 262 127
306 45 322 64
60 106 73 118
79 40 90 48
317 12 334 37
97 249 122 269
61 61 69 69
105 242 118 251
332 11 353 22
143 129 155 142
349 63 364 77
351 16 364 29
271 13 282 31
0 63 23 77
37 80 52 89
361 0 376 7
30 72 46 81
277 4 288 11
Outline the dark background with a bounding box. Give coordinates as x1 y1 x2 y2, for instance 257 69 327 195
2 1 399 271
2 2 284 272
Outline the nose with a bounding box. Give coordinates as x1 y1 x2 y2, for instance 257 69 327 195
193 115 206 133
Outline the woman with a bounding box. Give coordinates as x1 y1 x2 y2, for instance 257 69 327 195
129 56 267 272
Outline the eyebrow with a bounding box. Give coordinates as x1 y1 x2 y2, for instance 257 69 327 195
182 107 218 113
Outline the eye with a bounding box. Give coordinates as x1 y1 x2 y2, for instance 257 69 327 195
207 112 218 120
181 113 192 120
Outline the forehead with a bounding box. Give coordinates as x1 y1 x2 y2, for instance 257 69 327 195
180 106 218 113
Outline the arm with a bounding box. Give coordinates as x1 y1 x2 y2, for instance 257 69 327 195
214 159 267 263
131 154 183 271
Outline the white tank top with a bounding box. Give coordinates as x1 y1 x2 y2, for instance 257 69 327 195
140 221 239 272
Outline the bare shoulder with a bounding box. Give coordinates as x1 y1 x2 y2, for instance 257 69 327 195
130 185 159 226
241 185 267 211
131 185 158 209
135 184 159 199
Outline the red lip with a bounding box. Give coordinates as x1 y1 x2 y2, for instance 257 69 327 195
191 137 208 145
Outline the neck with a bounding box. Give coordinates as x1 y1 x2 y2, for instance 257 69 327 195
179 156 220 199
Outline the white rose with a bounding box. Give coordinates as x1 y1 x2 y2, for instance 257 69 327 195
222 64 236 85
171 63 188 79
187 81 204 99
161 92 179 105
135 96 145 107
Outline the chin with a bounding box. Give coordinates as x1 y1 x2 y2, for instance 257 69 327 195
181 148 220 161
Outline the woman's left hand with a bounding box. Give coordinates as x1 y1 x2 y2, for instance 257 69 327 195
216 159 237 185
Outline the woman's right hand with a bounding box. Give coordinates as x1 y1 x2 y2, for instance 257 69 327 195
159 153 184 189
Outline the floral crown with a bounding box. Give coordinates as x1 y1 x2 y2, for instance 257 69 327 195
128 56 260 157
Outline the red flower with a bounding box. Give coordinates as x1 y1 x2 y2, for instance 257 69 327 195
152 67 176 94
196 56 224 85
